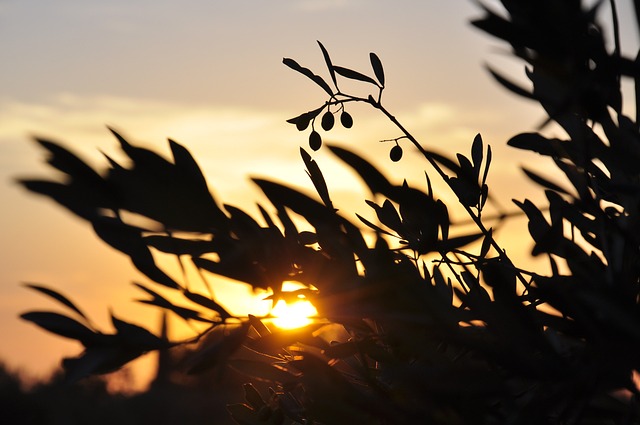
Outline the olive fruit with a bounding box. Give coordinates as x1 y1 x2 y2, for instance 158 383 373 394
309 130 322 151
340 111 353 128
321 111 335 131
390 144 403 162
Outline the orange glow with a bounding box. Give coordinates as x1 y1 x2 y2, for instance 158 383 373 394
270 298 318 329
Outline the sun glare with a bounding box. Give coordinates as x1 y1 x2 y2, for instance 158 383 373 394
271 298 318 329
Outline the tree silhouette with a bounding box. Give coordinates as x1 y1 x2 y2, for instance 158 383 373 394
18 1 640 424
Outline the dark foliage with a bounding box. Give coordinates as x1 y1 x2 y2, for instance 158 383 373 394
17 1 640 424
0 362 240 425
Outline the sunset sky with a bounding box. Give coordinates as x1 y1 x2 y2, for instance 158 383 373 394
1 0 638 389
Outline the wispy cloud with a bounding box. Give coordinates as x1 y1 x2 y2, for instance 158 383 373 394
0 93 546 208
293 0 361 12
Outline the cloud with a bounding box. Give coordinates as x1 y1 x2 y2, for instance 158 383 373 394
0 93 293 169
293 0 361 12
0 93 548 211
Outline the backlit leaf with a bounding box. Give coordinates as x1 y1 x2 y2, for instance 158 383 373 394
318 40 337 87
184 290 231 320
333 65 379 86
369 52 385 86
522 168 570 195
301 148 334 211
243 383 266 410
186 324 248 374
471 133 483 176
283 57 334 95
111 313 166 349
328 145 395 197
21 311 97 344
23 283 90 323
248 314 271 337
134 283 211 323
486 67 536 100
228 359 298 384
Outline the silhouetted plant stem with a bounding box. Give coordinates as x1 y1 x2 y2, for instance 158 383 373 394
370 98 532 290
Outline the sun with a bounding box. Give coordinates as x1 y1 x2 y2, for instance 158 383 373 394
257 281 318 329
270 298 318 329
269 280 318 329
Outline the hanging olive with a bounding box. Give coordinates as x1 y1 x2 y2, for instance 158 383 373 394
309 130 322 151
321 111 335 131
340 111 353 128
390 144 403 162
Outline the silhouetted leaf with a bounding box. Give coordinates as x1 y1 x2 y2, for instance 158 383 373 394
507 132 566 157
257 204 277 229
23 283 90 323
283 57 333 95
364 199 404 236
186 323 248 374
224 204 262 237
470 7 518 47
193 256 268 289
327 145 394 196
21 311 97 344
423 149 465 175
143 235 214 256
522 168 570 195
356 213 396 237
109 127 170 168
437 232 483 252
34 138 104 185
323 341 358 359
184 290 231 320
369 52 385 86
449 176 480 208
93 217 180 289
62 346 137 382
481 144 492 188
252 178 340 227
286 105 325 131
432 266 453 305
248 324 327 354
486 67 536 100
333 65 379 86
19 180 100 220
471 133 483 176
513 199 558 256
301 148 334 210
243 383 266 410
298 230 318 245
480 228 493 259
456 153 475 178
317 40 337 87
228 359 298 384
248 314 271 337
134 283 211 323
169 139 212 199
111 313 166 349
